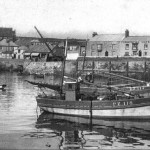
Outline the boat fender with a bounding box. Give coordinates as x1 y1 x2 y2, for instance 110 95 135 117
77 76 83 83
97 96 104 101
147 83 150 86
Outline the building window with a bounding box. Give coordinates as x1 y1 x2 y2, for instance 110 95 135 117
10 47 14 51
98 52 101 56
68 84 72 90
41 53 46 58
144 43 148 50
112 51 116 56
132 43 138 50
125 44 129 50
91 44 95 50
97 44 102 52
105 51 108 56
124 52 129 56
69 46 77 51
91 51 95 56
80 46 86 56
133 51 137 56
144 52 147 56
138 50 142 57
112 44 116 50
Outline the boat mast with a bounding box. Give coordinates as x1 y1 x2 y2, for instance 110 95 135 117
60 39 68 95
82 38 88 72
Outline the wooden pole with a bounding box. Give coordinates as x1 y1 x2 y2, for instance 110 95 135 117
144 61 147 81
76 59 78 78
109 61 112 85
109 61 111 73
82 39 88 73
92 60 94 82
60 39 67 95
89 99 93 128
126 61 129 77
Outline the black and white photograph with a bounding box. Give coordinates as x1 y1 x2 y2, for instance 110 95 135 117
1 0 150 149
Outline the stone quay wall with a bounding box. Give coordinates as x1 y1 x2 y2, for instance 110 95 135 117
24 60 77 76
0 58 76 76
0 58 25 71
77 57 150 82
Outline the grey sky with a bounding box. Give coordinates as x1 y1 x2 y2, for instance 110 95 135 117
0 0 150 38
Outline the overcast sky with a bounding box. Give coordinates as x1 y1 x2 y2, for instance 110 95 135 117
1 0 150 38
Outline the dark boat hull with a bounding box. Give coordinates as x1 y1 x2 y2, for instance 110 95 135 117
36 96 150 119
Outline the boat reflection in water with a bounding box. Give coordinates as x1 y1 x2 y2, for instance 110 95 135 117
36 112 150 149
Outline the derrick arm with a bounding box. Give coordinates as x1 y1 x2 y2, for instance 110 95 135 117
34 26 55 56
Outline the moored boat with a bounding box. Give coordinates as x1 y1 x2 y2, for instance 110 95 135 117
36 80 150 119
34 73 45 78
33 27 150 120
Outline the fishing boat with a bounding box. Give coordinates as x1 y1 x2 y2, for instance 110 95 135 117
32 27 150 119
33 67 150 119
33 73 45 78
36 79 150 119
36 64 150 120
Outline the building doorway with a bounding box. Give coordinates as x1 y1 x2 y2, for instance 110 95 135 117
138 50 142 57
105 51 108 56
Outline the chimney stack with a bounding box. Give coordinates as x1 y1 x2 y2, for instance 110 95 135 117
125 29 129 38
92 32 98 37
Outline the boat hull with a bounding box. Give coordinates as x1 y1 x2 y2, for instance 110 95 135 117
36 97 150 119
39 105 150 119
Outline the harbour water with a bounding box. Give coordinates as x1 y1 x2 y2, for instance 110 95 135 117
0 72 150 149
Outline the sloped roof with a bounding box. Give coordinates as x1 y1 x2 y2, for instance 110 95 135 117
52 45 64 57
15 37 35 47
26 45 64 57
29 44 54 53
0 39 18 47
90 34 125 42
30 39 40 43
18 46 29 51
123 36 150 42
68 40 87 46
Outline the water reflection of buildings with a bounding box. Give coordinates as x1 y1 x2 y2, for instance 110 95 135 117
36 112 150 149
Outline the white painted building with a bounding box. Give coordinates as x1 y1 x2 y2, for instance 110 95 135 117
14 46 29 59
0 39 18 59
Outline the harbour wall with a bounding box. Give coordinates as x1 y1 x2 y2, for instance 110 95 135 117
0 58 76 76
77 57 150 81
0 58 25 71
1 57 150 81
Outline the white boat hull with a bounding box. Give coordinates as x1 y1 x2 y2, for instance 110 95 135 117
40 105 150 119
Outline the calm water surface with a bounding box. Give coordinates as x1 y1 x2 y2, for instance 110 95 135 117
0 72 150 149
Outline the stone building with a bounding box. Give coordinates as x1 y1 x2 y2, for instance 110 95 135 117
66 39 86 60
86 32 125 57
0 27 16 41
0 39 18 58
120 31 150 57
